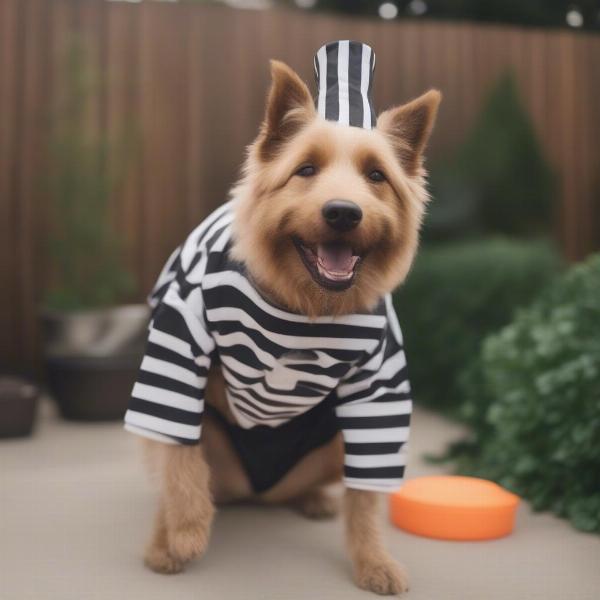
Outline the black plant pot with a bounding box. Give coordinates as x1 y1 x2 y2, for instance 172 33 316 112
40 304 149 421
0 377 40 438
46 354 140 421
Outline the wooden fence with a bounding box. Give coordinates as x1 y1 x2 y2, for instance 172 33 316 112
2 0 600 371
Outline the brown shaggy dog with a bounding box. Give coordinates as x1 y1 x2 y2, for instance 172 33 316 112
142 61 440 595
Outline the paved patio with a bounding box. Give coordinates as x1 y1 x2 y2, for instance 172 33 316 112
1 400 599 600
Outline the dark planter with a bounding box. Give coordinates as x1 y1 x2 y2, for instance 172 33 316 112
0 377 40 438
40 304 149 421
46 354 140 421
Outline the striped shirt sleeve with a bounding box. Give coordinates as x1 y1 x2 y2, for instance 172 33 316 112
124 281 215 445
335 295 412 493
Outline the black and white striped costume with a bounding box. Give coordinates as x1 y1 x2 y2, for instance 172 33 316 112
125 201 412 492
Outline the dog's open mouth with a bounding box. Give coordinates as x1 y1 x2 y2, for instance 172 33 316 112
293 237 361 291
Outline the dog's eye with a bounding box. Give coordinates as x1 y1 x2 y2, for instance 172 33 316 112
296 165 317 177
368 169 386 183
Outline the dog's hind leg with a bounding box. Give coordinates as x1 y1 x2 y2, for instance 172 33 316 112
291 486 340 520
144 442 215 573
345 489 409 595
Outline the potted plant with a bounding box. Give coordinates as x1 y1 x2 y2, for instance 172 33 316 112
41 43 148 421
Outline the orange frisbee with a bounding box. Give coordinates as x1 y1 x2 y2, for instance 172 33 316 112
389 475 520 541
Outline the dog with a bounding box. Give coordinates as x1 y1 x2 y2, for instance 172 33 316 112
125 44 440 595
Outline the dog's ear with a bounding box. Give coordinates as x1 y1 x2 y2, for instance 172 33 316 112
258 60 315 161
377 90 441 177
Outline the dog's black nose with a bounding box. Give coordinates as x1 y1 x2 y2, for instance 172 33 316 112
321 200 363 232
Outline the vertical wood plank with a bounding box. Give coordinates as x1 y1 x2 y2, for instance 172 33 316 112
106 1 143 291
137 1 191 292
0 0 20 370
16 0 53 371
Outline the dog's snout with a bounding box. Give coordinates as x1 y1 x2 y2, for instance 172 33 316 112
321 200 363 232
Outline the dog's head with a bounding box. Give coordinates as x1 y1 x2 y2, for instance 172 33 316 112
232 61 440 317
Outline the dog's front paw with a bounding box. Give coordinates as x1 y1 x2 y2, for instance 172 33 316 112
144 545 184 575
167 522 210 564
354 557 409 596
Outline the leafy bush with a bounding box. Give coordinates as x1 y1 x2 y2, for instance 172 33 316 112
394 238 561 413
449 254 600 533
424 71 555 241
44 43 135 311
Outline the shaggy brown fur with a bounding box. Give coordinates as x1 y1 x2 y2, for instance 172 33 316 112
142 59 440 595
232 61 439 318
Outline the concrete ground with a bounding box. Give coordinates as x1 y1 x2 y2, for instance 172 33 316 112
1 400 599 600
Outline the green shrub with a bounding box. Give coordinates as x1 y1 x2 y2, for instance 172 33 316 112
394 238 562 413
44 43 135 311
424 71 555 241
452 254 600 533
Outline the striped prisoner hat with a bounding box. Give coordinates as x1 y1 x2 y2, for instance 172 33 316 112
313 40 376 129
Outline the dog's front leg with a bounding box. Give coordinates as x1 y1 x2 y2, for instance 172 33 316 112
345 489 409 595
144 442 215 573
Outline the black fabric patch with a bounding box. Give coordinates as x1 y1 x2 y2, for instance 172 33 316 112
348 41 364 127
325 43 339 121
205 394 339 494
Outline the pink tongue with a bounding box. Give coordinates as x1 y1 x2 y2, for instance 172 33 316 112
317 244 353 271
